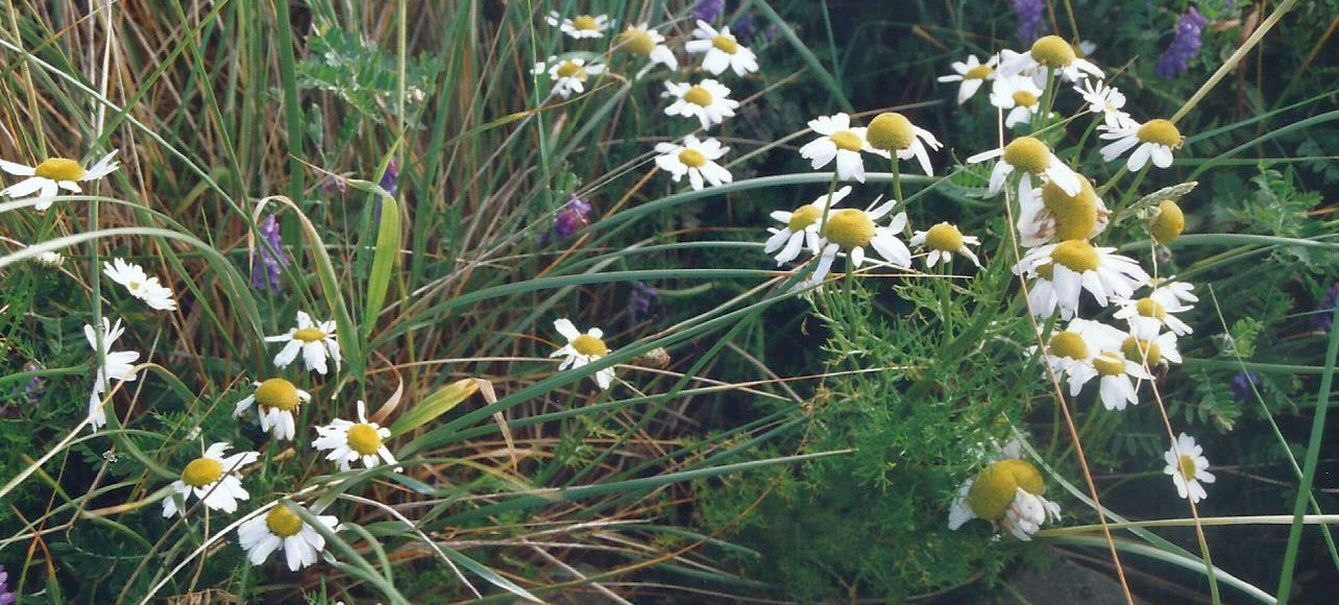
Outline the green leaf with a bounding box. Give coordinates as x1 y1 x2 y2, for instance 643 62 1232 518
389 378 480 437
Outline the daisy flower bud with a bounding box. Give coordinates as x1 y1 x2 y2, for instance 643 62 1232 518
909 222 981 269
866 112 942 175
1150 199 1186 244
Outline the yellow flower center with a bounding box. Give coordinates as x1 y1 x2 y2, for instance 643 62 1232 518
1179 454 1198 481
1136 119 1184 148
34 158 85 182
712 34 739 54
571 334 609 357
966 459 1045 521
255 378 301 412
1048 331 1089 360
965 64 994 80
1150 199 1185 244
1136 297 1167 320
866 112 915 152
619 29 656 56
1001 137 1052 175
181 457 224 488
1122 336 1163 367
788 205 823 232
571 15 600 31
346 424 383 456
294 327 327 343
556 61 588 79
821 209 877 250
1051 239 1100 273
1042 175 1101 241
265 505 305 538
1012 90 1039 108
1092 352 1127 377
683 85 713 107
1031 35 1076 67
924 223 964 252
678 148 707 168
829 130 865 152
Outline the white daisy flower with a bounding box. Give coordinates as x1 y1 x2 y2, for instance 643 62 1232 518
161 442 260 518
909 222 981 269
1037 318 1127 390
34 250 64 266
238 502 341 571
545 11 611 39
684 20 759 77
617 23 677 70
86 317 140 432
233 378 312 441
1148 278 1198 306
1017 173 1110 248
102 257 177 311
1015 239 1150 319
653 135 732 190
550 318 616 390
798 113 890 183
948 457 1061 541
967 136 1080 210
808 200 912 285
989 75 1045 129
1164 433 1215 504
1074 78 1132 128
0 150 119 210
532 56 605 99
865 112 943 175
763 186 852 265
1114 295 1193 339
313 400 398 471
1000 35 1104 83
937 54 998 104
266 311 341 375
662 79 738 129
1069 350 1152 411
1118 329 1183 371
1099 117 1184 171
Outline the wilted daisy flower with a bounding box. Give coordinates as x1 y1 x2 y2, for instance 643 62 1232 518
1099 118 1184 171
161 442 260 518
799 113 890 183
86 317 140 431
1015 239 1150 319
653 135 732 190
662 80 738 129
617 23 677 70
1001 35 1104 83
937 54 998 104
545 11 611 39
0 151 119 210
233 378 312 441
551 318 616 390
989 75 1045 128
1164 433 1215 503
238 502 340 571
1038 318 1126 391
909 222 980 269
763 186 852 265
809 200 912 285
1114 295 1193 339
1148 277 1198 307
266 311 341 375
532 56 605 99
1017 174 1110 247
968 136 1080 209
102 258 177 311
866 112 943 175
948 445 1061 541
1069 350 1152 411
313 400 398 471
686 20 759 77
1074 79 1131 128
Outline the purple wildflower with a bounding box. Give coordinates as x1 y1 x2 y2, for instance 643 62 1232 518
630 282 659 321
733 12 756 41
250 214 290 294
694 0 724 23
1156 7 1208 79
1314 283 1339 331
0 564 15 605
379 158 400 198
1230 371 1261 401
1011 0 1046 44
553 195 592 240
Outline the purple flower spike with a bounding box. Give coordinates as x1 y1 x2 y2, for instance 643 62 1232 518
1314 283 1339 331
1156 8 1208 79
552 195 592 240
379 158 400 198
1011 0 1046 44
630 282 659 321
0 564 16 605
694 0 724 23
250 214 290 294
1230 371 1261 402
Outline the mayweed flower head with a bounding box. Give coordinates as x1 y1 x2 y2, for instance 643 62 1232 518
808 200 912 286
1150 199 1186 245
1075 79 1132 129
0 564 15 605
1015 239 1150 319
1156 7 1209 80
533 57 606 99
238 502 341 571
629 282 659 321
662 79 739 129
1164 433 1215 503
990 75 1046 128
1099 117 1185 171
799 113 890 183
103 258 178 311
653 135 733 190
1001 35 1104 83
233 378 313 441
251 214 290 294
313 400 399 471
909 222 981 269
693 0 725 22
763 186 852 265
1230 371 1261 401
948 444 1061 541
686 20 759 77
866 112 942 175
551 318 616 390
0 150 120 211
1010 0 1046 44
545 11 612 39
266 311 341 375
618 24 678 70
552 194 592 240
937 54 998 105
161 442 260 518
1314 283 1339 331
86 317 140 432
968 136 1081 210
1018 174 1110 247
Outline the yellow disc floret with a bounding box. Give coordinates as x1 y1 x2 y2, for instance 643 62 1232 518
1135 297 1166 320
1092 352 1128 376
35 158 85 182
294 327 327 343
788 205 823 232
556 61 587 79
866 112 916 152
924 223 964 252
572 334 609 357
1050 239 1100 273
1012 90 1039 107
1002 137 1052 175
1122 336 1163 367
1179 455 1198 481
1042 175 1101 241
265 505 304 538
181 458 224 488
678 149 707 168
829 130 865 152
966 459 1046 521
712 35 739 54
683 86 713 107
1048 331 1090 360
618 30 656 56
571 15 600 31
255 378 301 412
965 64 993 80
346 424 383 456
822 210 876 250
1150 199 1185 244
1136 119 1184 148
1031 35 1077 67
